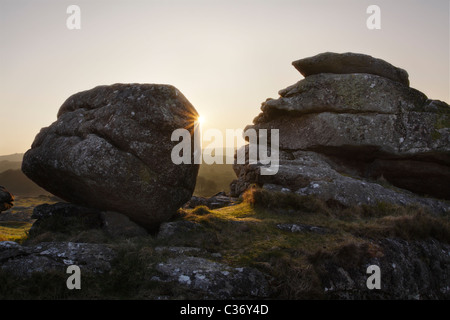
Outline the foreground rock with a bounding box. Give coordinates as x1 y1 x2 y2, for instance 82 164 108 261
30 202 147 238
154 255 270 299
0 186 14 212
232 52 450 211
22 84 200 230
0 241 116 276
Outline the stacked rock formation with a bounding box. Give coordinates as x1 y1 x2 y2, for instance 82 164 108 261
231 52 450 212
22 84 200 230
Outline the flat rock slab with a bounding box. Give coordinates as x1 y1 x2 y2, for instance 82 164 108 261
292 52 409 86
101 211 148 238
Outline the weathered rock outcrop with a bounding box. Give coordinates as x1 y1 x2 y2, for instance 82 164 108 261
292 52 410 86
22 84 200 230
231 52 450 211
0 186 14 213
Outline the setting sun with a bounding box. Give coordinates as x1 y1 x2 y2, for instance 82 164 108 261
197 116 205 125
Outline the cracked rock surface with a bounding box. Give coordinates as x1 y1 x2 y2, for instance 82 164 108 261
154 255 270 299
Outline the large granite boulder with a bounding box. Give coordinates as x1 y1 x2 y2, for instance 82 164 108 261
232 53 450 212
22 84 200 230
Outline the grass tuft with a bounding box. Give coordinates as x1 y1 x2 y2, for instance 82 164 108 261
243 187 331 215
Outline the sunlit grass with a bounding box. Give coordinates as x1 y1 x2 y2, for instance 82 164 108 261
0 221 32 243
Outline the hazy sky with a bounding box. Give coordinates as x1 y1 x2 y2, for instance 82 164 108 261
1 0 449 155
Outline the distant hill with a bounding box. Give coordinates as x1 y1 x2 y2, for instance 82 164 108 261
0 153 24 162
0 169 50 197
194 163 236 197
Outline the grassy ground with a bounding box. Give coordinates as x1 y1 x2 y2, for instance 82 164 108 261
0 188 449 299
0 221 32 243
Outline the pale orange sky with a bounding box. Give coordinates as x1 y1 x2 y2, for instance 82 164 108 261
0 0 449 155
